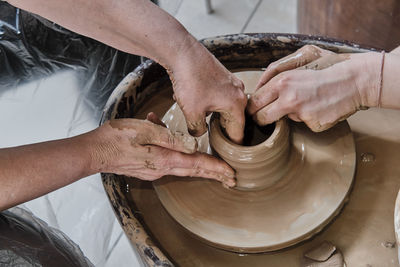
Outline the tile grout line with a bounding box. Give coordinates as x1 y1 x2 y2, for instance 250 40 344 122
105 231 124 261
240 0 263 33
174 0 184 16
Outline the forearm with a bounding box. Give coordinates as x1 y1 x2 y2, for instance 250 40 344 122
7 0 197 68
0 133 95 211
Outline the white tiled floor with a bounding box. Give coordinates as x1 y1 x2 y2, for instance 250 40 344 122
174 0 296 39
175 0 260 39
243 0 297 33
1 1 297 266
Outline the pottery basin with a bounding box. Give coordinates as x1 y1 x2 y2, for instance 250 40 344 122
100 33 400 267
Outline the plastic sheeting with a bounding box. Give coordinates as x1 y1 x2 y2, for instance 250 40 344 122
0 2 144 266
0 207 93 267
0 2 141 113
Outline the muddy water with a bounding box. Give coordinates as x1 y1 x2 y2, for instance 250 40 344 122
125 71 400 266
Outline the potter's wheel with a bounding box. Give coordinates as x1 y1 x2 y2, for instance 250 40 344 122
153 71 356 253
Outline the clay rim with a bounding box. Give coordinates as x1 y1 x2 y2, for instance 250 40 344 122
209 114 289 161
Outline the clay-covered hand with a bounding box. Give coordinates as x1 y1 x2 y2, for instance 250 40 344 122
248 45 382 132
168 39 247 144
10 0 246 143
89 113 235 187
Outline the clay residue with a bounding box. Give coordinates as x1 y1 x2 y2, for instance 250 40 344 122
170 131 198 153
302 252 344 267
109 119 198 154
302 241 344 267
304 241 336 262
277 36 292 43
299 53 350 71
145 160 156 170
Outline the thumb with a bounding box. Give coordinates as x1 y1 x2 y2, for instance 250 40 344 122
184 112 208 137
220 110 245 144
140 121 199 154
256 45 323 90
146 112 166 127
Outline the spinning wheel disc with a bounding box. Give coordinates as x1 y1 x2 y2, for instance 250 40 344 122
154 72 356 253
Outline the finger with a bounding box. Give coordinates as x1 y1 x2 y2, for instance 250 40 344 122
126 167 235 187
220 109 245 144
288 113 301 122
140 122 198 154
168 168 236 188
218 89 247 144
184 112 208 137
165 151 236 186
247 81 279 115
125 171 161 181
305 120 326 133
305 108 356 133
168 151 234 176
256 45 323 90
146 112 166 127
253 100 290 126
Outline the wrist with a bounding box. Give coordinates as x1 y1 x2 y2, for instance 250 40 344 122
78 125 117 175
351 52 382 108
162 33 206 70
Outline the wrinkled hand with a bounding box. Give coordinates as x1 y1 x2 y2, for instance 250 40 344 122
248 45 381 132
90 113 235 187
168 40 247 144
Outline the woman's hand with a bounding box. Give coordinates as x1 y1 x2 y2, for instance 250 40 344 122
89 114 236 187
248 45 382 132
168 38 247 144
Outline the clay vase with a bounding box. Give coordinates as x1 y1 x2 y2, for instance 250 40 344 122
209 114 290 191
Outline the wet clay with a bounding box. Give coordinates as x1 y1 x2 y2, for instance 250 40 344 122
153 71 356 252
304 241 337 261
302 241 344 267
209 114 290 191
114 71 400 266
302 252 344 267
102 34 400 265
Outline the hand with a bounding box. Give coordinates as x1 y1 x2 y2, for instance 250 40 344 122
167 38 247 144
89 113 236 187
248 45 382 132
11 0 246 143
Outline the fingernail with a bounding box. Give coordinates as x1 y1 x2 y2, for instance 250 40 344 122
222 182 231 189
223 177 236 188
